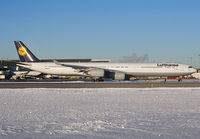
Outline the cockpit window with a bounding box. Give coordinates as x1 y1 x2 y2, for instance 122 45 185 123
188 66 193 68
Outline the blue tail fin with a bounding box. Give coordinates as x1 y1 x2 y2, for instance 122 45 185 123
14 41 40 62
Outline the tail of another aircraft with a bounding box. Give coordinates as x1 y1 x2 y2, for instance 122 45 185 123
14 41 40 62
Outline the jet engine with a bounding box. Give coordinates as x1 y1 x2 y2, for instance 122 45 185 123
88 69 129 81
88 69 105 77
111 72 126 80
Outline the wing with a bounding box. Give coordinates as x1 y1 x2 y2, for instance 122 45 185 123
53 60 91 69
53 60 122 73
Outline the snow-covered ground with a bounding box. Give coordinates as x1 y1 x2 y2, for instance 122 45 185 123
0 88 200 139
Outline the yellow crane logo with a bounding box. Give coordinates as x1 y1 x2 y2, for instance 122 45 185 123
18 46 27 56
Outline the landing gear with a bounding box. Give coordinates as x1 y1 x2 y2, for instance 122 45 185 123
178 78 182 82
91 77 104 82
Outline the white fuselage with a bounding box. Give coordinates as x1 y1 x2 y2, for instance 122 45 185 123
18 62 196 77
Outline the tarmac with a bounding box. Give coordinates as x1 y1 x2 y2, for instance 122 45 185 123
0 79 200 88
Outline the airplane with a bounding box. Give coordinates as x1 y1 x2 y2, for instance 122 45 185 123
14 41 196 81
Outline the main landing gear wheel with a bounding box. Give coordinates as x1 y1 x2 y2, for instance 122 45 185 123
178 78 182 82
91 77 104 82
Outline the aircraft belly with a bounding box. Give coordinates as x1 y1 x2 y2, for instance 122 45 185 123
48 69 83 76
128 71 191 77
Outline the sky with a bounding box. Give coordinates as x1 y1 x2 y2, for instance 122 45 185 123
0 0 200 66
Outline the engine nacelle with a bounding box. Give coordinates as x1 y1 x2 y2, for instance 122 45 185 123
111 72 126 80
88 69 105 77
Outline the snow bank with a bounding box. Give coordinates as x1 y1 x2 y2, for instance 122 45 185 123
0 88 199 139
